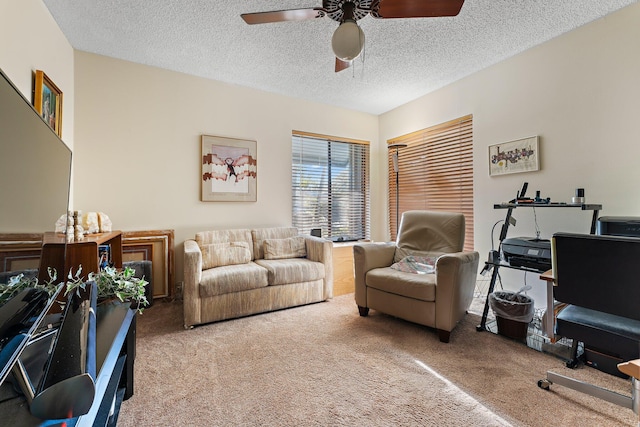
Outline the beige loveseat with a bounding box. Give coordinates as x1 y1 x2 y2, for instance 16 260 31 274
183 227 333 328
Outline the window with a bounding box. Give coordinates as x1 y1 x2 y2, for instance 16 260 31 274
387 115 474 251
292 131 370 242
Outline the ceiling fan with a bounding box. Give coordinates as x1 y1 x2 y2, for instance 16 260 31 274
241 0 465 72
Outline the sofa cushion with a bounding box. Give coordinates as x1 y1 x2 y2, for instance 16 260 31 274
365 267 436 302
254 258 325 286
263 236 307 260
199 261 269 297
196 229 254 258
201 242 252 269
252 227 298 260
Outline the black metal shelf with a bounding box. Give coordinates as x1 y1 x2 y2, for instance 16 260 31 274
477 202 603 335
494 202 602 210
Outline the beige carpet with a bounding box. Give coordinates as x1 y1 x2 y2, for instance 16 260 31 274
118 294 636 426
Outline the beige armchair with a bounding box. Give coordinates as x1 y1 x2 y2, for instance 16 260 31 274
354 210 479 343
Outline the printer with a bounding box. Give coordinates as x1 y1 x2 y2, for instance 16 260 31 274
597 216 640 237
501 236 552 271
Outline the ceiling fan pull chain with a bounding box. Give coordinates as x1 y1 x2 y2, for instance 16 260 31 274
359 39 366 79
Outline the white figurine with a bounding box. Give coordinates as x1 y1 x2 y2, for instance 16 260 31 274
82 211 100 234
98 212 112 232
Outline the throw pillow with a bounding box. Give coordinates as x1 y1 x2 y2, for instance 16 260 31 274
263 236 307 260
201 241 251 269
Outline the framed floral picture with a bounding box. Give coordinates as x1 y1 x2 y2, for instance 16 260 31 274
488 136 539 176
33 70 63 137
201 135 257 202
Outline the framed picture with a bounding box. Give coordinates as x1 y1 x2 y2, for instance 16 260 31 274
488 136 539 176
33 70 63 137
201 135 257 202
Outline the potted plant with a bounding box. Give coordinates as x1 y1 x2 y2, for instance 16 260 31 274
66 265 149 313
1 266 149 313
0 268 59 307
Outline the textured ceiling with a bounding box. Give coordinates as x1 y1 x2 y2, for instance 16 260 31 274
43 0 637 115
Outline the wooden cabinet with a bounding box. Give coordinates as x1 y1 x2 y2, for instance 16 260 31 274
332 242 356 296
38 231 123 283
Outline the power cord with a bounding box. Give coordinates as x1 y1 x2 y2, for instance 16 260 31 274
490 220 504 250
533 207 541 240
480 220 505 276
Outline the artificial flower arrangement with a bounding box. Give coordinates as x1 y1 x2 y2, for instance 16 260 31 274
0 266 149 313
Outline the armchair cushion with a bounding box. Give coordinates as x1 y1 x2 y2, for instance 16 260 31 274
263 236 307 260
393 210 465 263
365 268 436 302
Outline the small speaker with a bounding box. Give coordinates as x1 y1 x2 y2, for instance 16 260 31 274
310 228 321 237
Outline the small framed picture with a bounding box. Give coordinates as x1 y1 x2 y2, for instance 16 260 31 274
201 135 257 202
33 70 63 137
488 136 539 176
99 244 112 270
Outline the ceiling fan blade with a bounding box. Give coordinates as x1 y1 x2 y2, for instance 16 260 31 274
241 8 325 24
374 0 465 19
335 58 352 73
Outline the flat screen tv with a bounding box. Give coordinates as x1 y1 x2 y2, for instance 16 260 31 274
0 67 71 385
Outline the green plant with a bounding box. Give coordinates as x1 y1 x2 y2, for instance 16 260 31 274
66 265 149 313
0 268 60 306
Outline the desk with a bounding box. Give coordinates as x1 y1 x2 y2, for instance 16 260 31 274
477 202 602 344
540 269 556 340
540 269 554 282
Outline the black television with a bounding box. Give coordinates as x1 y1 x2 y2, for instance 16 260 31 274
0 67 71 386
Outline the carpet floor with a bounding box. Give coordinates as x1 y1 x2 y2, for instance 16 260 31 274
118 294 636 426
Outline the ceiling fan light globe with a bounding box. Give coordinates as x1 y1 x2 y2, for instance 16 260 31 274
331 21 365 61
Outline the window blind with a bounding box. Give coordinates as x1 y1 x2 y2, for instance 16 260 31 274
387 115 474 251
292 131 370 241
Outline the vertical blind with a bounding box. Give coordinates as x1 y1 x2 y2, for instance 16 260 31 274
292 131 370 241
387 115 474 251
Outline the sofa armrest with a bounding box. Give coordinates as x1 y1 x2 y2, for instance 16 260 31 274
183 239 203 328
304 235 333 299
434 251 480 332
353 242 396 308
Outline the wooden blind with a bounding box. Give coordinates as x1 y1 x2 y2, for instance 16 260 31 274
387 115 474 251
292 131 370 241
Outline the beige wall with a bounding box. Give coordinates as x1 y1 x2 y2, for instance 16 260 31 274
379 3 640 302
73 52 379 282
0 0 74 152
5 1 640 296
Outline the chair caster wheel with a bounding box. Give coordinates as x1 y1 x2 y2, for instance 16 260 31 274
538 379 551 390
